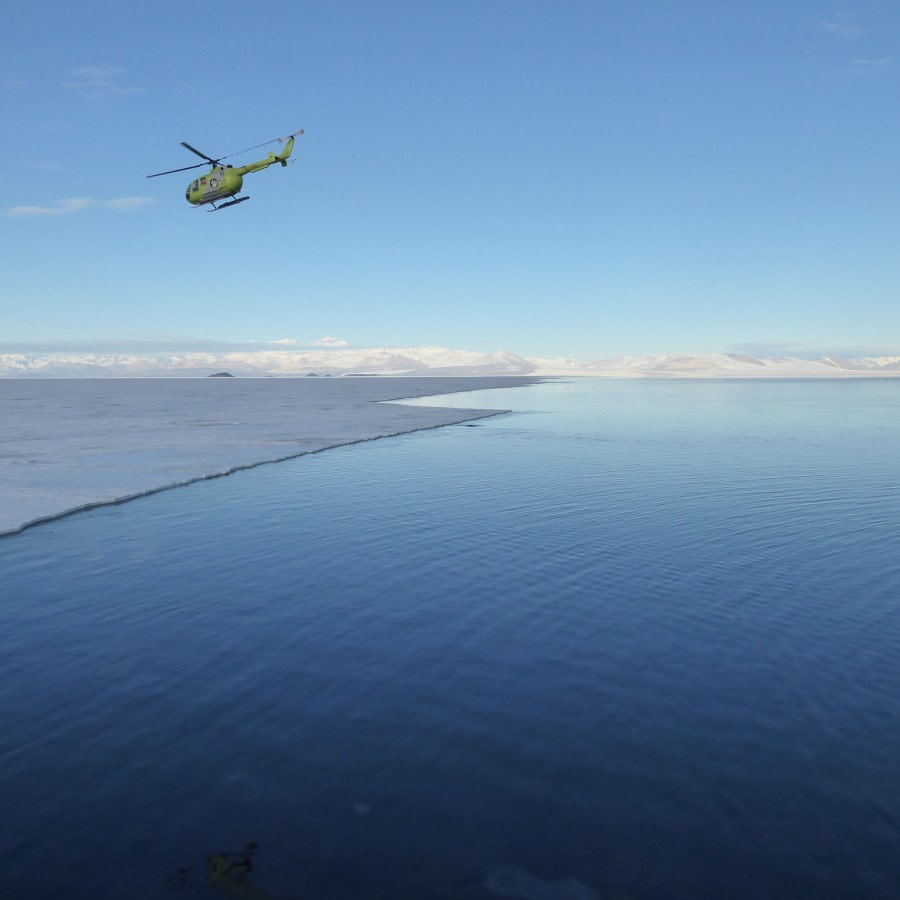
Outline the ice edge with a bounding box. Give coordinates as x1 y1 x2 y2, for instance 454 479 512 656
1 405 508 538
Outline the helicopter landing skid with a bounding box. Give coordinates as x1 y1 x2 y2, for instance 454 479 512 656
209 196 250 211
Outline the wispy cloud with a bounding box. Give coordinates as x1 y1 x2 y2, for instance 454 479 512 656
813 11 893 76
852 57 892 70
312 336 349 347
24 161 64 173
1 337 346 355
819 12 862 39
105 196 155 212
2 77 27 90
7 197 96 218
64 65 145 97
6 196 154 217
271 338 298 346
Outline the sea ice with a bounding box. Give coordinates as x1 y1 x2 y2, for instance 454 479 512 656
0 376 537 535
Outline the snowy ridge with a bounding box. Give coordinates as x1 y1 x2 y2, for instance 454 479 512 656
530 352 900 377
2 347 900 377
0 347 537 377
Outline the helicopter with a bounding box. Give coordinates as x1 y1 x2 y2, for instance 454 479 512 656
147 130 302 210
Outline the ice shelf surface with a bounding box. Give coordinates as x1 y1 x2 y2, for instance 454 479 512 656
0 376 539 535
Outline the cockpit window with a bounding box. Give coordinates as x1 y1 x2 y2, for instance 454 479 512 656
191 180 199 191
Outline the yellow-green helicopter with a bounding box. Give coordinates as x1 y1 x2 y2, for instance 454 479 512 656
147 130 302 210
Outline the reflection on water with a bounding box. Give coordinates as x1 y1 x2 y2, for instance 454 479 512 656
1 379 899 898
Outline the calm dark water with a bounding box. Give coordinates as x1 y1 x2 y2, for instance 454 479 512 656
1 378 899 899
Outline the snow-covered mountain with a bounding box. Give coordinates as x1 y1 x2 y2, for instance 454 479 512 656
2 348 900 377
0 347 537 377
530 352 900 377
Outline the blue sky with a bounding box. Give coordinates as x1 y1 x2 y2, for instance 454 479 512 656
2 0 899 360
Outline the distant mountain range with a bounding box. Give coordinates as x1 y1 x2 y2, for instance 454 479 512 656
2 347 900 378
531 352 900 377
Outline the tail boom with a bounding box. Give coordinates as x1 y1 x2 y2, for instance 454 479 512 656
233 130 302 176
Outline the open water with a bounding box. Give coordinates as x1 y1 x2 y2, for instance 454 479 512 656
1 378 899 899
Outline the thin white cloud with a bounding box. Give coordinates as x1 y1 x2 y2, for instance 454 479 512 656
64 65 145 96
813 12 892 78
819 13 862 38
105 196 154 212
6 196 154 217
853 57 892 70
3 77 27 90
311 337 349 347
7 197 97 218
271 338 298 345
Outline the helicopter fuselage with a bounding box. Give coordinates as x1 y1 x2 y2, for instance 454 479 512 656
185 166 243 205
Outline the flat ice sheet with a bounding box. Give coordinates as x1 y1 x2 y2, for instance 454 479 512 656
0 376 539 535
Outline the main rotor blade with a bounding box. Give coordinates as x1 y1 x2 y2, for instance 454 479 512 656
218 130 303 161
146 162 207 178
218 137 280 161
181 142 219 164
148 130 301 178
